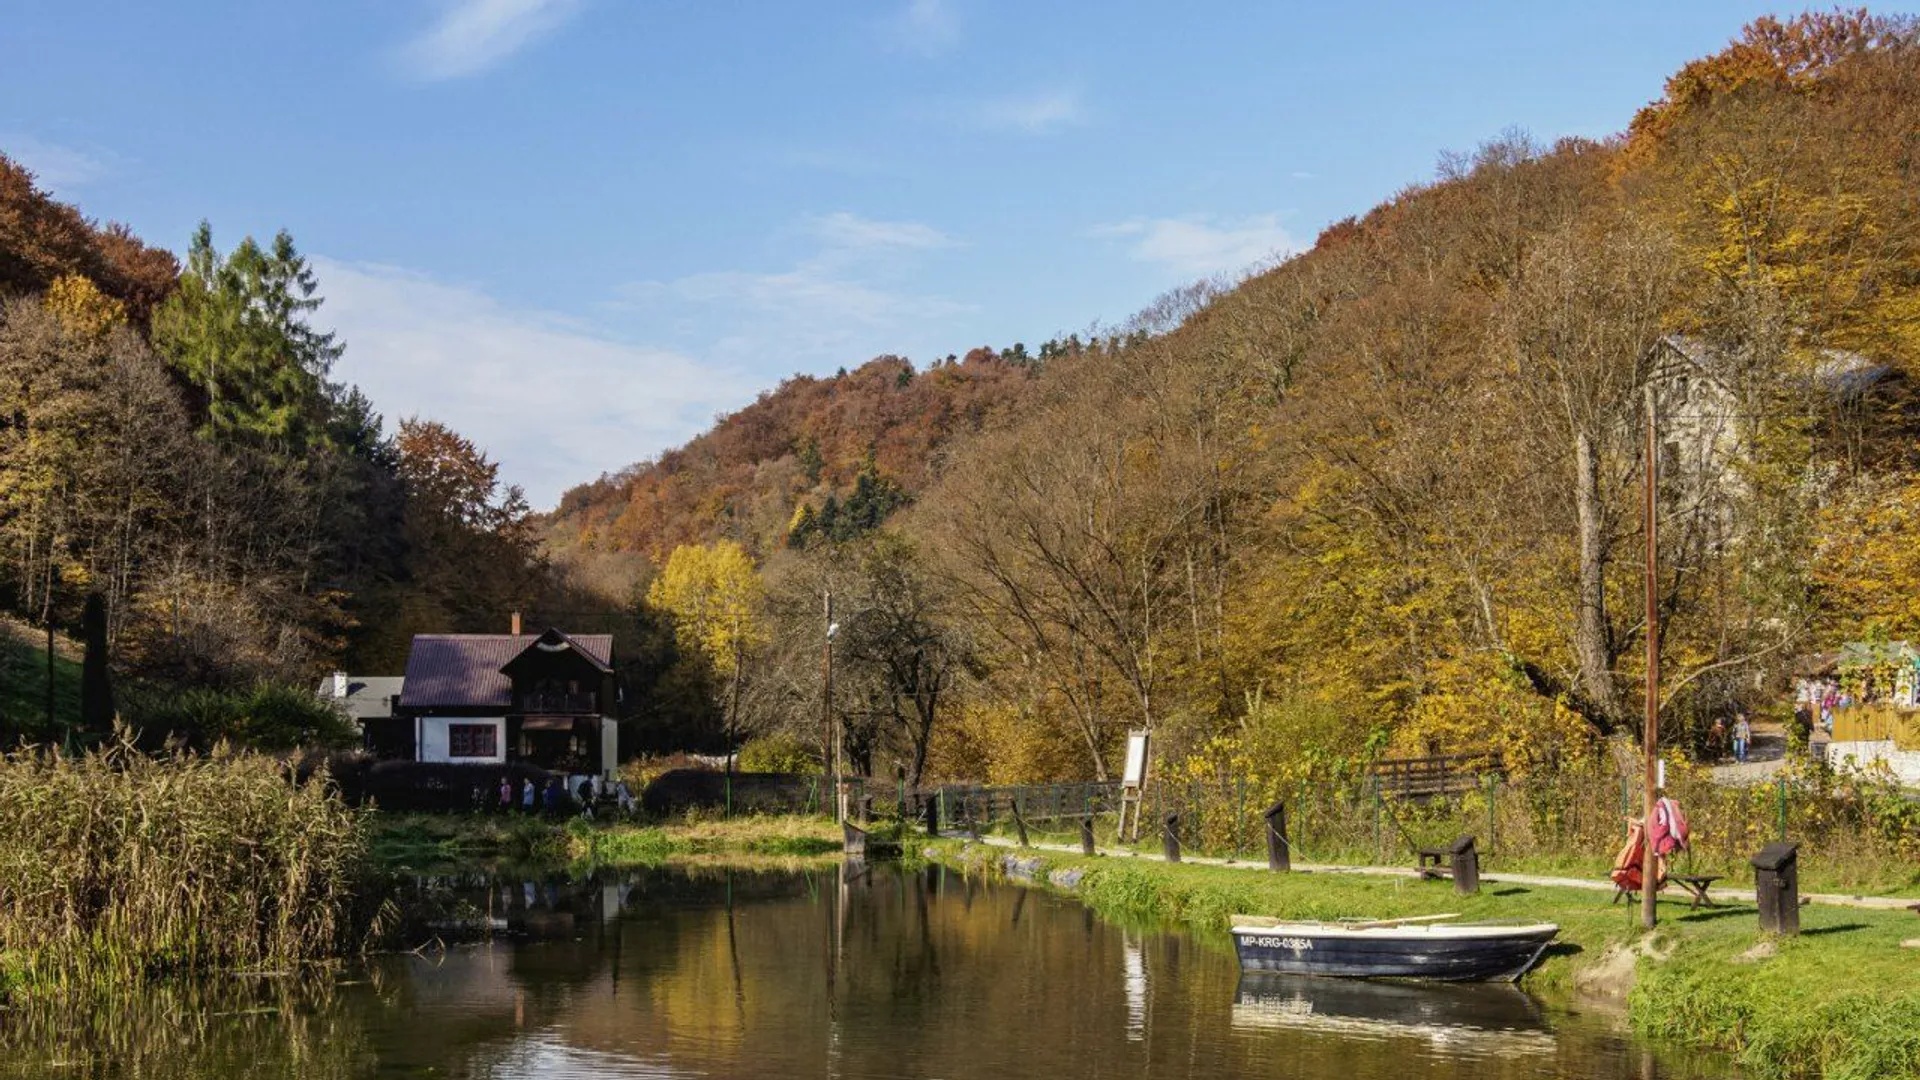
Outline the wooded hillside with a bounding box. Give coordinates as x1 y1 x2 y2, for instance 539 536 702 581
0 157 551 744
558 13 1920 787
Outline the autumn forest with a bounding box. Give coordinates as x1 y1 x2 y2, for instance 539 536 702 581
6 13 1920 791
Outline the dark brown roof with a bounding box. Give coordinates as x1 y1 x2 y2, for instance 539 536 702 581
399 632 614 709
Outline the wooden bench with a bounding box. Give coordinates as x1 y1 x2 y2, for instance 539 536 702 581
1670 874 1722 908
1611 874 1722 908
1415 835 1480 894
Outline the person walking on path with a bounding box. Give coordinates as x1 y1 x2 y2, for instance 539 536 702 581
1733 713 1753 764
1710 716 1728 761
521 778 536 813
498 776 513 813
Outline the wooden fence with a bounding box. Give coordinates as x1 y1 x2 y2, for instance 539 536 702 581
1367 753 1503 799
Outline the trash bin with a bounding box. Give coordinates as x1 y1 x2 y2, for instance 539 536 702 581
1751 841 1800 935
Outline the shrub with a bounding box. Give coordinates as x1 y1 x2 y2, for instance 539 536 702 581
129 683 358 751
738 733 819 775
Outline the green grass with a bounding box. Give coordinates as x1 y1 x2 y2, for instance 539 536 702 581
0 630 82 743
367 812 843 872
996 819 1920 900
929 839 1920 1079
367 813 573 870
569 816 843 864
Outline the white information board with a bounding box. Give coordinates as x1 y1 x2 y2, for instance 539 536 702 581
1122 730 1150 789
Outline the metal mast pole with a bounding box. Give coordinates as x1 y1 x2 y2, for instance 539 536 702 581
727 610 742 818
824 590 839 823
1642 382 1660 931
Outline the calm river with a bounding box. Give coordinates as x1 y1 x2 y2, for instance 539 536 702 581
1 863 1733 1079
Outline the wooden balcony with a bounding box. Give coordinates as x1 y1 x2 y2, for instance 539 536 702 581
517 691 599 715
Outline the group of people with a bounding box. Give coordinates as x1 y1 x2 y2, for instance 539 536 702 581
488 774 637 817
1708 712 1755 764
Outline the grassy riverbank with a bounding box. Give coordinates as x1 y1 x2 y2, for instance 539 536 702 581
927 839 1920 1080
368 812 842 871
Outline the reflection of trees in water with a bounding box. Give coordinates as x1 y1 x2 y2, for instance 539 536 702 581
0 973 386 1080
3 866 1725 1079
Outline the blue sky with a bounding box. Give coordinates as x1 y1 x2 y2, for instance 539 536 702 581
5 0 1786 507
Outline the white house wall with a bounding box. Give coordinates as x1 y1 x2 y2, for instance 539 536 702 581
1827 739 1920 787
418 717 507 765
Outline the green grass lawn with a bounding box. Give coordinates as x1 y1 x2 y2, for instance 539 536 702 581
367 811 843 872
0 630 81 743
931 838 1920 1080
998 820 1920 900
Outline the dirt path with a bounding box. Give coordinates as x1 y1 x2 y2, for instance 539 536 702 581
1708 717 1789 785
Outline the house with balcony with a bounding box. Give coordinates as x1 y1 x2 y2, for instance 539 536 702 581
395 626 620 780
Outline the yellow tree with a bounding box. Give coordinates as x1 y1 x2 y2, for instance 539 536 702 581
647 540 764 677
42 273 125 339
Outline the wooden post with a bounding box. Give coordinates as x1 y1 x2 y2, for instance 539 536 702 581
1450 835 1480 896
1642 382 1661 931
1753 842 1800 936
1162 813 1181 863
1264 801 1290 872
1080 815 1096 855
924 792 940 837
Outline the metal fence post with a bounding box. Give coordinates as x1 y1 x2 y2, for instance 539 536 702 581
1372 776 1383 864
1777 774 1788 843
1484 773 1496 858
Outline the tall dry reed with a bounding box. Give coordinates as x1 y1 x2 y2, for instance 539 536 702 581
0 735 377 993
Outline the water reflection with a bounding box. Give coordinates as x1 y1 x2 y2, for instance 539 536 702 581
2 863 1730 1080
1234 973 1555 1056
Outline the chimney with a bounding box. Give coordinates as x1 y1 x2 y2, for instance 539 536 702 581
511 610 522 636
331 671 349 698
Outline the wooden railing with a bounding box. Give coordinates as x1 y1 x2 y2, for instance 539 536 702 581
1367 753 1503 799
518 691 598 714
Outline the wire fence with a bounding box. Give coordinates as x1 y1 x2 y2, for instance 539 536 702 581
918 758 1920 893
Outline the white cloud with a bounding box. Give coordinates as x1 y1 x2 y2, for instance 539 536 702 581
0 134 107 190
614 213 972 373
313 257 749 509
970 87 1084 134
397 0 583 80
880 0 960 56
805 211 955 253
1095 214 1297 280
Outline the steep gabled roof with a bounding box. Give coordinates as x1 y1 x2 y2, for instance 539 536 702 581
500 626 615 677
399 632 614 709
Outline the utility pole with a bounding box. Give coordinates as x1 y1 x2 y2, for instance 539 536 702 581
823 590 840 823
726 610 743 819
1642 382 1661 931
44 557 55 736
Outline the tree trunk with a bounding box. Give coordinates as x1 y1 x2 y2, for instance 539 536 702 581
1573 430 1619 731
